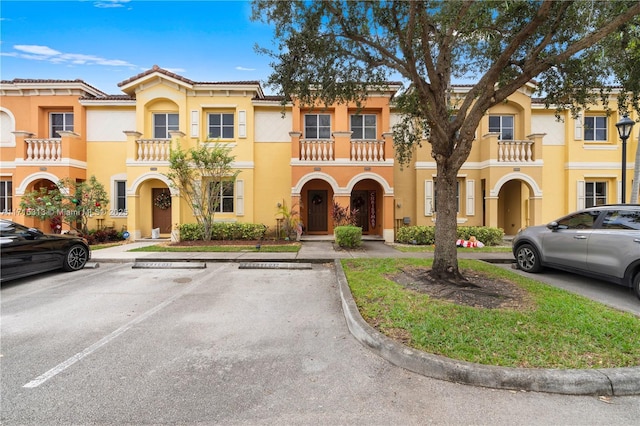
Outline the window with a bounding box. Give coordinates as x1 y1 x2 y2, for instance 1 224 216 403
210 181 235 213
208 113 234 139
557 211 600 230
351 114 377 139
584 116 607 141
0 180 12 213
153 113 179 138
585 181 607 208
488 115 514 140
50 112 74 138
115 181 127 213
602 210 640 230
304 114 331 139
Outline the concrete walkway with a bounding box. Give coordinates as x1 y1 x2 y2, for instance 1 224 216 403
88 240 640 396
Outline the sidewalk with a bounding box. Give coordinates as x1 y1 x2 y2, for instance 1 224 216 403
89 239 515 263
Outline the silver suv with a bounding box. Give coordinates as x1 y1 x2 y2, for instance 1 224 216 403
512 204 640 299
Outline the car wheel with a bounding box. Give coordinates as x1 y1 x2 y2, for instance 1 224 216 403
633 273 640 300
63 244 89 272
515 243 542 273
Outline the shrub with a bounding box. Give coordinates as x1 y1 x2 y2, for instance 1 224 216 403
334 225 362 248
396 225 504 246
331 201 358 226
178 222 267 241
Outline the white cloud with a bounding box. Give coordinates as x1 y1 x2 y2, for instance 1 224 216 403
94 0 131 8
235 66 256 71
8 44 136 68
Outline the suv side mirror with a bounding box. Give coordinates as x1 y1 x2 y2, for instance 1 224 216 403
547 221 559 231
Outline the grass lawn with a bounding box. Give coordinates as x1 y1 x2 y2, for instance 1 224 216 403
128 243 301 253
342 257 640 369
394 244 513 253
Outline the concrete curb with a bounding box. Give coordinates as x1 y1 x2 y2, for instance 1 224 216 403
334 259 640 396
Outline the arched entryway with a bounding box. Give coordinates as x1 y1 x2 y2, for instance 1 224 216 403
492 173 542 236
128 173 174 240
350 179 383 236
300 179 334 235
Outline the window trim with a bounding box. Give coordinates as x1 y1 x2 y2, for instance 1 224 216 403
153 113 179 139
304 114 332 139
350 113 377 140
209 180 235 213
583 115 608 142
0 179 12 213
488 115 514 140
207 112 235 140
50 112 74 139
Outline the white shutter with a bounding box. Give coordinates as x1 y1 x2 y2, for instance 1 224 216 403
236 179 244 216
577 180 585 210
191 110 199 137
617 180 622 204
466 179 475 216
238 110 247 138
574 113 583 140
424 180 434 216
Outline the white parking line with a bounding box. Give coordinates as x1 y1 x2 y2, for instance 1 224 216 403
23 264 225 388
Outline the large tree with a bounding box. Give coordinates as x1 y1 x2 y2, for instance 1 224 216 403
252 0 640 280
165 143 240 241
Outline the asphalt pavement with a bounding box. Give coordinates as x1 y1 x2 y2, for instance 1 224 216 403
88 239 640 396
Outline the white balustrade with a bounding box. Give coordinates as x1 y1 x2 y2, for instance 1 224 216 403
350 140 385 162
497 140 534 162
136 139 171 162
24 139 62 161
300 139 334 161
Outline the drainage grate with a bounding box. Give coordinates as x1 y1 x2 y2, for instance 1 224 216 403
238 262 313 270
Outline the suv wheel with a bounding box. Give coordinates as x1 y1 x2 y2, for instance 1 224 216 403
633 273 640 300
63 244 89 272
515 243 542 273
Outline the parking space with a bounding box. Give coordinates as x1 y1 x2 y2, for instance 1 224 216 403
2 262 640 425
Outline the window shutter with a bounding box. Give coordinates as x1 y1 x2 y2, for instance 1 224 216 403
424 180 434 216
191 110 199 137
617 180 622 204
574 113 583 140
466 179 475 216
238 110 247 138
577 180 585 210
236 179 244 216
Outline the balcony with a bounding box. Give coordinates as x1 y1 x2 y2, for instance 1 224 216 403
497 140 534 162
25 138 62 162
351 139 385 162
136 139 171 162
300 139 334 161
298 138 386 162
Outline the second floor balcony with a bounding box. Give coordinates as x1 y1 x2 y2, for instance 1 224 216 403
136 138 171 162
298 138 386 162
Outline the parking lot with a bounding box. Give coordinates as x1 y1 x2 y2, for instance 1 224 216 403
2 262 640 425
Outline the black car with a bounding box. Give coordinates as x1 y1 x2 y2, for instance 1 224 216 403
0 219 91 282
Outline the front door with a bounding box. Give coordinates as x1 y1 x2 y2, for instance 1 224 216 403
307 190 328 232
351 191 369 232
152 188 172 234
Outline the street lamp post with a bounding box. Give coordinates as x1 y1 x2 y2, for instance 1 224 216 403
615 115 635 204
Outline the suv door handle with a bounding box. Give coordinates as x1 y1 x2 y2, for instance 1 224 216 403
634 238 640 243
574 235 588 240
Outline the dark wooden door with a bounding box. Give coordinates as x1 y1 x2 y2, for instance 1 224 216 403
152 188 172 233
351 191 369 232
307 190 328 232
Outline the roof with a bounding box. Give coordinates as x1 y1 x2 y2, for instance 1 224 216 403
0 78 107 98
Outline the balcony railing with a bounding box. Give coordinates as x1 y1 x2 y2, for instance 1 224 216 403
25 139 62 162
351 139 385 162
136 139 171 162
300 139 334 161
497 140 534 162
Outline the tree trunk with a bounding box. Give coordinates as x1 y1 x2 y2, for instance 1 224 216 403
431 160 465 281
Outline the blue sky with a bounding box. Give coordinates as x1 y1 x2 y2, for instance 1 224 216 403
1 0 277 94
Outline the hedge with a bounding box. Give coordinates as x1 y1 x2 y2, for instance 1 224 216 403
178 222 267 241
396 225 504 246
